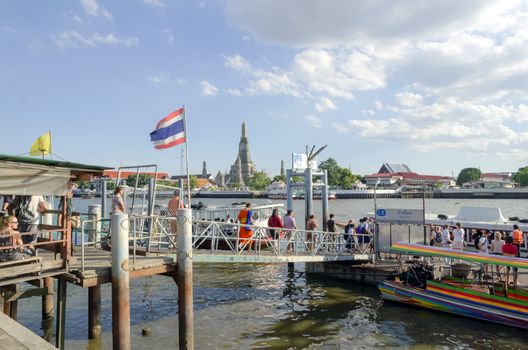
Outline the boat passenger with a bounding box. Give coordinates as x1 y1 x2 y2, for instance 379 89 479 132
490 231 505 255
237 203 254 249
343 220 355 251
478 230 490 254
452 223 465 250
502 236 518 286
441 225 453 249
11 195 48 248
111 187 126 214
511 224 524 258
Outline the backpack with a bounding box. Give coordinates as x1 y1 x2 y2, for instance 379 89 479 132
356 225 363 234
435 232 442 244
13 196 36 224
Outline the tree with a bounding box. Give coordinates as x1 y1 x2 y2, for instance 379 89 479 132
338 168 358 189
126 174 152 188
248 171 271 190
272 175 286 183
319 158 341 186
514 166 528 187
186 176 199 189
456 168 481 186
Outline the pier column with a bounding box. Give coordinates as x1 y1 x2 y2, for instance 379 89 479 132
101 178 108 219
111 213 131 350
177 208 194 350
321 170 329 232
55 279 67 350
88 205 102 248
286 169 293 212
42 277 54 320
304 168 313 227
88 285 102 339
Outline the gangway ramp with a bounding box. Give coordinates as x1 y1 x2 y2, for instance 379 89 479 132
192 251 371 263
0 312 57 350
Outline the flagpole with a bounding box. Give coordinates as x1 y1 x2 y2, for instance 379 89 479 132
183 106 191 207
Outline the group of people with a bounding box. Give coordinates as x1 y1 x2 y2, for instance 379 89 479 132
0 194 49 261
429 222 524 285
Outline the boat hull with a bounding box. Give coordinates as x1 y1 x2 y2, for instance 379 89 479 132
378 280 528 330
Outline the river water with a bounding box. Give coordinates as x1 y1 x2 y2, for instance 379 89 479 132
15 198 528 349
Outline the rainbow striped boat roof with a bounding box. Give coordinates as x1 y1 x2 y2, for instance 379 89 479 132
391 242 528 269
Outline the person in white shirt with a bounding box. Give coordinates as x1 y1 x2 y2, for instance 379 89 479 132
478 230 490 254
490 231 505 255
441 225 453 249
452 222 465 250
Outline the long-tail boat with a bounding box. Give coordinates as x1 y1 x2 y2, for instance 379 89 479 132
378 242 528 329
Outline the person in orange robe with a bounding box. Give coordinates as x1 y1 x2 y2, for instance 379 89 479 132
237 203 254 249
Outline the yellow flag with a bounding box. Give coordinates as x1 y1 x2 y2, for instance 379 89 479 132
29 132 52 156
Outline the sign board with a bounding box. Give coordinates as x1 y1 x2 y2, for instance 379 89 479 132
375 208 424 224
308 156 318 170
292 153 307 170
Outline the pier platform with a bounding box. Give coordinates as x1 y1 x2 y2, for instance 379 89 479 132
0 312 56 350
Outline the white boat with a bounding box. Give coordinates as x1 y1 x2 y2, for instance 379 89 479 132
267 181 290 200
425 206 528 232
192 202 284 227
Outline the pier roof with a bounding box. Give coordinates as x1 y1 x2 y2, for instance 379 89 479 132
0 154 111 173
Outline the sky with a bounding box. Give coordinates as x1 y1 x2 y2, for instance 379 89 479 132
2 0 528 178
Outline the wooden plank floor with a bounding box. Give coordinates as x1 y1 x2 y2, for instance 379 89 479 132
61 247 176 288
0 313 56 349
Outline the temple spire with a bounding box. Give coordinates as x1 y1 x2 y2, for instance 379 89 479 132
241 122 247 139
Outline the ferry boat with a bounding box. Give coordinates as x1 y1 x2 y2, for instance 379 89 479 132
267 181 292 200
378 242 528 330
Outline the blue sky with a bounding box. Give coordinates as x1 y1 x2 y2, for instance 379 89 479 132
2 0 528 177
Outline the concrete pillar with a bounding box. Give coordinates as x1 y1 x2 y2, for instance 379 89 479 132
88 285 102 339
55 279 67 350
321 170 329 232
304 168 313 228
111 213 131 350
101 178 108 219
88 205 102 247
42 277 54 320
177 208 194 350
286 169 293 212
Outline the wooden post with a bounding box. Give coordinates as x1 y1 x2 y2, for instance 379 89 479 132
55 279 67 350
42 277 54 320
111 213 131 350
88 285 102 339
177 208 194 350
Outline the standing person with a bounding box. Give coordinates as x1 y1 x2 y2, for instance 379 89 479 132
343 220 355 251
111 186 126 215
441 225 453 249
512 224 524 258
237 203 254 249
167 190 184 239
11 195 48 248
479 230 491 276
306 214 318 253
326 213 337 252
283 210 297 252
502 236 518 286
267 208 284 240
452 222 465 250
490 231 505 255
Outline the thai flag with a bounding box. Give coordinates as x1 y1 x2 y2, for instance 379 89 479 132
150 107 186 149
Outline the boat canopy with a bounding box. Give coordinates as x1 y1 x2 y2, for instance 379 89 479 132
391 242 528 269
453 206 507 223
0 154 111 196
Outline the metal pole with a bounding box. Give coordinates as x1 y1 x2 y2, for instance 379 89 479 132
147 178 156 252
286 169 293 212
183 107 192 207
111 213 131 350
55 279 67 350
305 168 313 228
422 184 427 245
321 170 329 232
177 208 194 349
101 178 108 219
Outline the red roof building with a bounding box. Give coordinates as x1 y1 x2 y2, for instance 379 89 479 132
103 170 169 180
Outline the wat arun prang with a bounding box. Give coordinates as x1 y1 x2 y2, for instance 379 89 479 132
225 122 256 188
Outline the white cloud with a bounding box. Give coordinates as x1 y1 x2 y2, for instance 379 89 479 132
147 75 168 84
142 0 165 7
53 30 139 48
227 88 243 96
305 115 322 128
224 55 252 73
201 81 219 96
315 97 337 112
80 0 113 20
395 92 424 107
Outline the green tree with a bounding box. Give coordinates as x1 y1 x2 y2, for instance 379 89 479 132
319 158 341 186
272 175 286 183
338 168 357 189
126 174 152 188
456 168 481 186
248 171 271 190
186 176 199 189
513 166 528 187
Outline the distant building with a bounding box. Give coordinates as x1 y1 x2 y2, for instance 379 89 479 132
378 163 412 174
103 170 169 180
225 122 256 187
365 164 455 188
480 172 514 184
170 160 216 189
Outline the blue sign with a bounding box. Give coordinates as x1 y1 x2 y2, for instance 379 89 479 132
376 209 386 217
